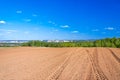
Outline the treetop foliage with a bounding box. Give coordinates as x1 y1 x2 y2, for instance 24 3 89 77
22 37 120 48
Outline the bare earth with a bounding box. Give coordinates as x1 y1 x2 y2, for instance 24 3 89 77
0 47 120 80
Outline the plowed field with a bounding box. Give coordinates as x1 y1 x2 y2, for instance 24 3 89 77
0 47 120 80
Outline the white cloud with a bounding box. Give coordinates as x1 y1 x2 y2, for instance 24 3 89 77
16 10 22 14
24 31 29 34
61 25 69 28
102 32 106 34
53 29 58 32
105 27 114 30
7 30 17 32
71 31 79 33
92 29 99 31
48 21 56 25
34 28 39 30
0 33 4 36
48 21 57 26
0 29 17 34
7 32 12 34
0 29 17 32
0 29 4 31
0 20 6 24
32 14 37 17
117 31 120 33
50 32 54 34
52 22 55 25
48 21 52 23
24 19 31 22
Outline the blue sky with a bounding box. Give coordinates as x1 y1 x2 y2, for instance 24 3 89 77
0 0 120 40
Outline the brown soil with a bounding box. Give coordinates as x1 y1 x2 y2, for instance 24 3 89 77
0 47 120 80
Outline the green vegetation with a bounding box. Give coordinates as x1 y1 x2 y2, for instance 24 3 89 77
22 37 120 48
0 43 20 47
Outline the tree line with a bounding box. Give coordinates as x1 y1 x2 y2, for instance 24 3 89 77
21 37 120 48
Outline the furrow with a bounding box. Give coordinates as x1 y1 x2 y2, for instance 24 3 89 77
108 48 120 63
86 48 108 80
